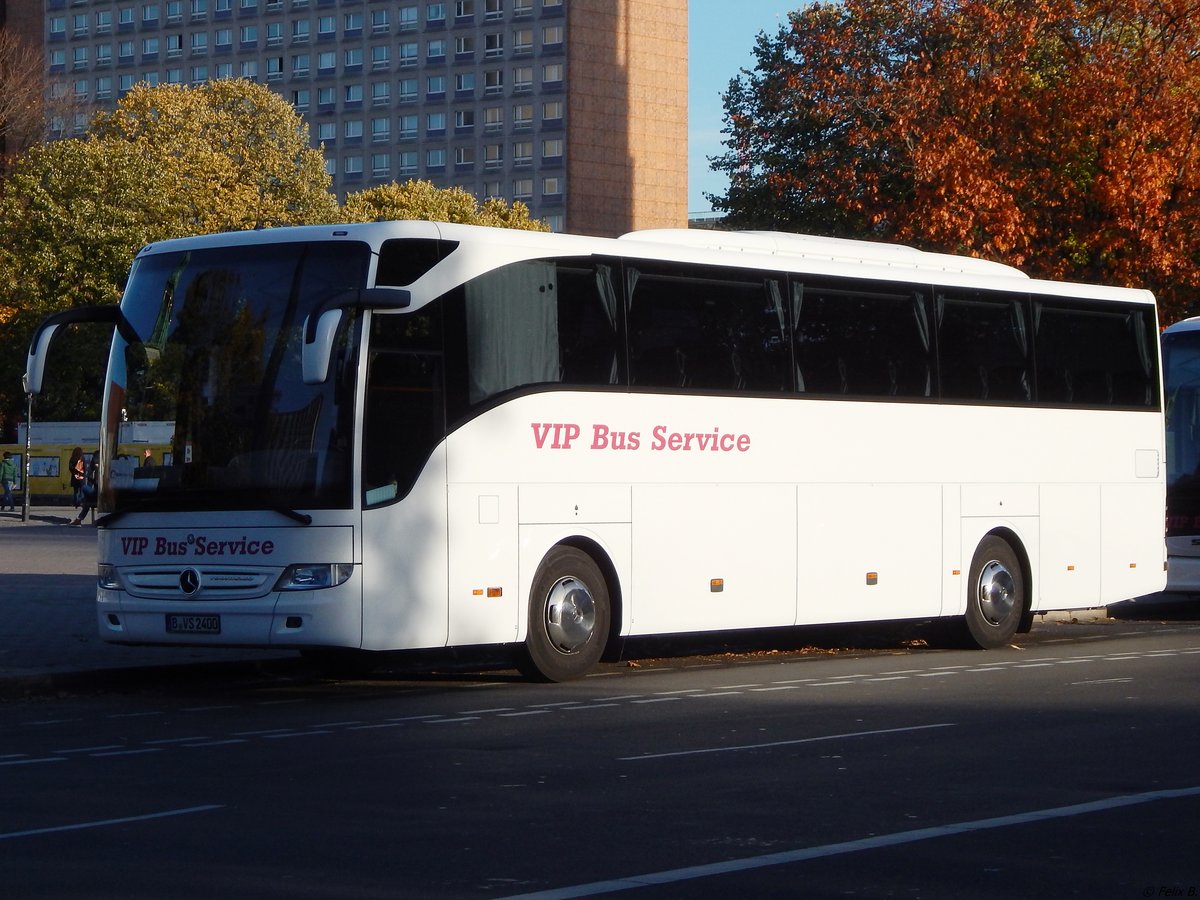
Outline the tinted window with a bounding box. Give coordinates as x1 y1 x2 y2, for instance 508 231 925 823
627 265 789 392
937 291 1030 402
362 308 444 505
1035 303 1159 407
793 279 932 398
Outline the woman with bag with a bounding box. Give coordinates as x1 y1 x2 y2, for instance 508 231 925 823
70 453 98 526
69 447 85 508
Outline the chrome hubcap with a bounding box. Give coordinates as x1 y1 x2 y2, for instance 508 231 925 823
976 559 1016 626
543 576 596 653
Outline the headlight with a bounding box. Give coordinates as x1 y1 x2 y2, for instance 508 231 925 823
98 564 122 591
274 563 354 591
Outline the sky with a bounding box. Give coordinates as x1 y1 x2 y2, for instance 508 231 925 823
688 4 793 215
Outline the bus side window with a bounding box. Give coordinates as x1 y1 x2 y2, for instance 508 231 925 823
627 265 789 393
793 279 932 399
1034 304 1158 408
936 291 1031 403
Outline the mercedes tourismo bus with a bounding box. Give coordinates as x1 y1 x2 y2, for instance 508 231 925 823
25 222 1167 680
1162 317 1200 596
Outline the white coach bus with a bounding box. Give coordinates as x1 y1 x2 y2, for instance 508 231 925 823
25 222 1166 680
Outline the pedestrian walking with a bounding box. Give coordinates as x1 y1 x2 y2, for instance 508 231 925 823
69 447 85 507
70 453 99 526
0 451 17 511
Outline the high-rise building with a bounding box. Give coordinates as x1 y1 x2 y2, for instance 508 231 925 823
28 0 687 236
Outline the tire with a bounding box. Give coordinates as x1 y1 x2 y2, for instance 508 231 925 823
522 545 611 682
963 535 1026 649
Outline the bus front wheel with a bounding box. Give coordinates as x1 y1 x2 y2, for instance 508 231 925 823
521 545 611 682
963 535 1026 649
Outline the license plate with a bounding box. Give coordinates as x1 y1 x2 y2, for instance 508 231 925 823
165 614 221 635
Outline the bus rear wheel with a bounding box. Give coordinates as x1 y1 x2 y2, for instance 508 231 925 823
963 535 1025 649
521 546 610 682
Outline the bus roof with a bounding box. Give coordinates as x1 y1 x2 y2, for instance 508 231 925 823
133 220 1155 307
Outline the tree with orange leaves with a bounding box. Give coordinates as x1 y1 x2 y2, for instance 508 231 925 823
711 0 1200 322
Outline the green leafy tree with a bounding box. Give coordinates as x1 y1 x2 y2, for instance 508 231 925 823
0 79 338 434
343 179 548 231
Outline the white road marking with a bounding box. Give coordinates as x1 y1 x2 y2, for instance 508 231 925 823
0 805 224 842
502 786 1200 899
618 723 955 762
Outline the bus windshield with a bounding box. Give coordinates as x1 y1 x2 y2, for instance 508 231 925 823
1164 328 1200 536
104 241 370 513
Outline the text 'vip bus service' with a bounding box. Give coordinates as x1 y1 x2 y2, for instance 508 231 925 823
25 221 1167 680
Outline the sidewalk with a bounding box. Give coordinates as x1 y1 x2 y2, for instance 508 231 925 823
0 507 295 697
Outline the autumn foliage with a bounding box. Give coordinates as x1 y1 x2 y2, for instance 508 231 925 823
711 0 1200 322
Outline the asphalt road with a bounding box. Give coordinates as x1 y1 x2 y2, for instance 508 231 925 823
1 622 1198 898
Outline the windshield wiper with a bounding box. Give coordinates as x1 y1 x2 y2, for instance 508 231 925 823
272 507 313 526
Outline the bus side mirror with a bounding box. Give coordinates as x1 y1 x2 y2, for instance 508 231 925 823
25 306 138 395
301 288 411 385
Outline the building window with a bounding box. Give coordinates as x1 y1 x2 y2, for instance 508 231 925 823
266 21 283 45
345 47 364 70
455 146 475 166
345 83 364 104
371 81 391 104
267 56 283 79
485 0 503 17
399 42 418 66
399 5 418 29
292 87 310 110
318 85 335 107
455 1 475 19
426 3 446 23
484 68 504 95
513 28 532 54
541 138 563 159
344 13 364 36
239 59 258 79
542 176 561 196
190 65 208 83
239 25 257 47
513 65 532 92
372 153 390 177
96 10 113 32
291 53 310 75
345 119 364 139
542 63 563 84
483 105 503 131
192 32 208 53
398 151 418 174
371 117 390 141
371 9 389 33
541 25 562 47
318 50 336 73
399 114 417 138
513 140 532 165
426 111 446 133
426 74 446 97
292 19 310 42
455 35 475 57
318 15 335 38
512 177 532 199
345 155 364 176
513 103 532 128
483 142 502 168
317 122 336 142
455 72 475 94
484 32 503 58
427 39 447 60
455 109 475 129
371 45 390 69
398 78 418 102
215 28 232 48
542 100 563 122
